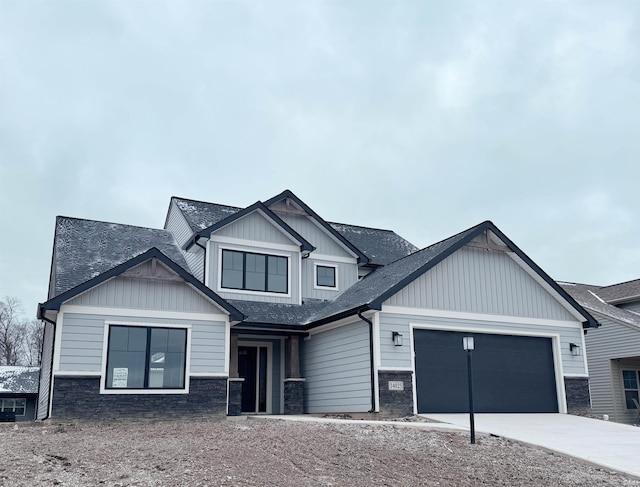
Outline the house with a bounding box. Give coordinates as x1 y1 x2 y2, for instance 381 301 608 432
37 190 598 421
560 280 640 424
0 366 40 421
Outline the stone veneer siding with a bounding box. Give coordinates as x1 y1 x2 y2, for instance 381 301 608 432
51 376 228 420
227 379 244 416
564 377 591 415
378 371 414 417
284 379 304 415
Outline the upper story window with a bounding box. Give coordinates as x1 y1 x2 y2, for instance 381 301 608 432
314 263 338 290
622 369 640 409
222 249 288 294
106 325 187 390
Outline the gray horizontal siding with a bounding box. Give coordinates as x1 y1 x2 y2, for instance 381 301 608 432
385 246 575 322
209 241 300 304
214 211 295 246
58 312 227 374
379 311 586 375
165 201 194 248
585 312 640 424
37 321 55 420
302 321 371 413
301 259 358 300
66 276 220 314
276 212 353 259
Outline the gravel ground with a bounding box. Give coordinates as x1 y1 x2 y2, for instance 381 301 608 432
1 418 638 486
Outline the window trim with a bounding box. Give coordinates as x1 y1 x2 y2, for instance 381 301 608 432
0 398 26 416
217 246 292 298
100 321 191 395
313 262 338 291
622 368 640 411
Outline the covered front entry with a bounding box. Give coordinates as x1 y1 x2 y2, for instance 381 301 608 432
414 329 558 413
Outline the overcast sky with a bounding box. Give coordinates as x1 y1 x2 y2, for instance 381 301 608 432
1 0 638 320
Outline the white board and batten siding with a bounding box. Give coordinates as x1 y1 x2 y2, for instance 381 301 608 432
585 311 640 424
302 321 371 413
380 245 586 375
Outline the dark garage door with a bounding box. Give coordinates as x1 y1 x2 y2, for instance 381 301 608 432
414 330 558 413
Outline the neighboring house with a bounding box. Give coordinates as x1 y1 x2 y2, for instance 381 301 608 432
0 366 39 422
37 190 598 421
561 280 640 424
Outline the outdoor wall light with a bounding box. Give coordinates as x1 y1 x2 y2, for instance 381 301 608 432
463 336 475 351
569 343 581 356
392 332 403 347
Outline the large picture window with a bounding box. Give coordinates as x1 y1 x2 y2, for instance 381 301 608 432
221 250 288 294
106 325 187 390
622 369 640 409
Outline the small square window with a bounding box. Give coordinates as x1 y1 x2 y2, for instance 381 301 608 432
316 265 336 288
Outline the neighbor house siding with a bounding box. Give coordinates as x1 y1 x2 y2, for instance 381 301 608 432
378 311 586 376
213 212 296 246
385 246 576 322
302 321 371 413
57 312 227 375
66 275 220 314
585 311 640 424
37 321 55 420
301 258 358 300
275 213 354 259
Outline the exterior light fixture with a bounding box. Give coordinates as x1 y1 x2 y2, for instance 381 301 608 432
463 336 476 444
569 343 581 356
392 332 403 347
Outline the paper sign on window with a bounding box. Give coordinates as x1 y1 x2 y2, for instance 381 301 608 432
112 367 128 388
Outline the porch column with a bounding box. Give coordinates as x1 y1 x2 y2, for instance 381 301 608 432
284 336 305 415
227 334 243 416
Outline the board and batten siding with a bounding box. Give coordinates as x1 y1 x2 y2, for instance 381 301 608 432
275 212 354 259
301 258 358 300
385 246 576 322
165 200 195 248
66 276 221 314
58 312 227 374
209 241 300 304
213 211 297 246
301 321 371 413
36 321 55 419
585 311 640 424
378 311 586 376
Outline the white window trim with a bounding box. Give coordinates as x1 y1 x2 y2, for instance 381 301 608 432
100 321 192 395
217 246 292 298
621 368 640 411
313 262 339 291
0 398 26 416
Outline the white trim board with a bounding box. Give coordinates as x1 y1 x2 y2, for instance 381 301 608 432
59 304 230 323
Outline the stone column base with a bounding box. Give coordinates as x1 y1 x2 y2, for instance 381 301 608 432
228 378 244 416
283 378 305 415
378 371 414 417
564 377 592 416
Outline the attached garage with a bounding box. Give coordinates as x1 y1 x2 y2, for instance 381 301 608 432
414 329 559 413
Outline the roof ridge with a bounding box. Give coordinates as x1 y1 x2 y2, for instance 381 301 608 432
171 196 243 210
599 277 640 290
329 221 397 233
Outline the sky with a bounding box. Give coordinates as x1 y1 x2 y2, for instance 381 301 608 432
1 0 639 321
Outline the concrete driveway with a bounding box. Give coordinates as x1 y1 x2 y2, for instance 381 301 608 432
421 414 640 479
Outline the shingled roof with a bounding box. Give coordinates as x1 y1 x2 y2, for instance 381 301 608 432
596 279 640 305
560 282 640 329
170 196 417 266
51 217 191 297
0 367 39 394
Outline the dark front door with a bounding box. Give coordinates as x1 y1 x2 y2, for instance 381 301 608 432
414 330 558 413
238 345 269 413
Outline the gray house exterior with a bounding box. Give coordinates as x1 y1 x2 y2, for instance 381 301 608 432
0 366 40 422
561 280 640 424
38 190 597 421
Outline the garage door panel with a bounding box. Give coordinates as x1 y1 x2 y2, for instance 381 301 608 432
414 330 558 413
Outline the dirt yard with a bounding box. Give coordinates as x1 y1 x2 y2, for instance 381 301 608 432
1 417 638 486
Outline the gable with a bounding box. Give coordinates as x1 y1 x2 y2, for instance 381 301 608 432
212 210 297 247
65 259 225 314
275 212 355 259
385 244 577 322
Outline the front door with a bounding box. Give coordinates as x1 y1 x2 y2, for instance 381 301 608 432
238 345 270 413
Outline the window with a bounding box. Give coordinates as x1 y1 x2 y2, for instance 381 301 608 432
622 369 640 409
315 264 337 289
106 325 187 390
0 398 26 416
221 250 288 294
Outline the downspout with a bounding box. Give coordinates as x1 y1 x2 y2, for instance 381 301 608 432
193 236 207 284
357 310 376 414
37 307 56 420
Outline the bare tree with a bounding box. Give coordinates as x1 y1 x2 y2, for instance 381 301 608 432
24 320 45 366
0 296 27 365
